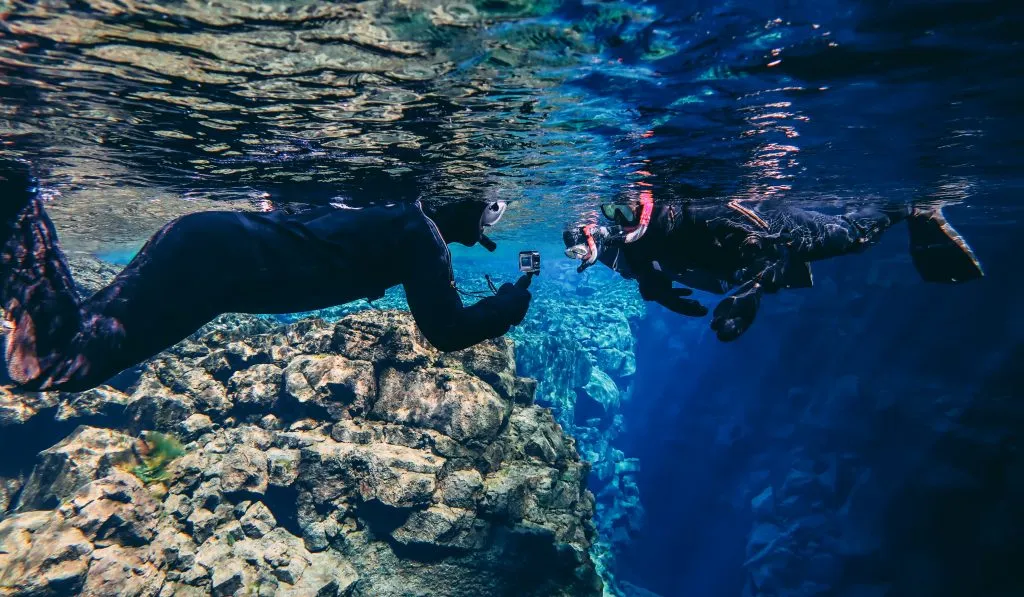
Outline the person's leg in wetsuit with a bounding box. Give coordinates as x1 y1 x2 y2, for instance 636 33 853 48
4 196 247 390
0 163 353 392
771 205 909 262
710 203 981 340
709 205 910 340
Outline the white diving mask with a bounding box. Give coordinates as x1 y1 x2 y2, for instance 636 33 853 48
481 200 507 227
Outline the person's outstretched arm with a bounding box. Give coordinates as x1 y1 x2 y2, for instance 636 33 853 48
402 222 531 352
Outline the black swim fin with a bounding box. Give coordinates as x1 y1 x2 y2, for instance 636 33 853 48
906 207 983 284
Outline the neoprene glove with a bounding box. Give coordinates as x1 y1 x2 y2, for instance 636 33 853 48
639 280 708 317
496 277 532 325
710 281 761 341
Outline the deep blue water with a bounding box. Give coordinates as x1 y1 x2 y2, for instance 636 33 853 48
3 0 1024 595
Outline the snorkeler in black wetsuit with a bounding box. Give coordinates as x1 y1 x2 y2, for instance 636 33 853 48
0 160 532 392
564 199 983 341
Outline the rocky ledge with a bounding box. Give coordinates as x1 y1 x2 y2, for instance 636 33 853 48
0 310 601 596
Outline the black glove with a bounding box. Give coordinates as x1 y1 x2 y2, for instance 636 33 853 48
710 281 762 341
496 277 532 325
640 279 707 318
661 287 708 317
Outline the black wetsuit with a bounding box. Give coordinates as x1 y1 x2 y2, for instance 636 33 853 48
612 203 903 286
596 202 906 339
1 183 529 392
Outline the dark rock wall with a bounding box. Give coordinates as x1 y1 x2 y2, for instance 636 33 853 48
619 224 1024 597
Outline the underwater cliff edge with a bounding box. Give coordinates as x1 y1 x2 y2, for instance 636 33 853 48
0 258 603 596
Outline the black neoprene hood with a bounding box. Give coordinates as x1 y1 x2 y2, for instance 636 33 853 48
424 200 490 248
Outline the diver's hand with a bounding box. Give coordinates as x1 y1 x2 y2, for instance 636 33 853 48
640 282 707 317
496 281 532 325
660 287 708 317
710 282 762 341
514 272 534 290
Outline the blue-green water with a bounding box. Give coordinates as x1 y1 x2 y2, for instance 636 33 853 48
2 1 1023 596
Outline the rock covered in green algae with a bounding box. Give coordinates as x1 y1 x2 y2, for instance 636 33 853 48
0 310 602 596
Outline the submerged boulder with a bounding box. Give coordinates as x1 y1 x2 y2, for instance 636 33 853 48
0 471 165 597
16 426 141 512
0 310 601 596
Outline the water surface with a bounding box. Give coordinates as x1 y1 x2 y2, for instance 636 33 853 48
3 1 1023 596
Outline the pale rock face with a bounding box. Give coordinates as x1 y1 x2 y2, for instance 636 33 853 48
282 354 376 418
83 544 166 597
267 448 301 487
126 373 197 432
55 386 132 422
16 426 142 511
438 469 484 509
333 310 438 368
152 359 233 418
0 471 167 596
0 309 601 597
0 511 94 595
438 338 517 400
179 413 214 442
0 478 22 514
58 470 164 546
0 386 59 427
239 501 276 538
299 438 444 508
373 367 510 442
228 363 284 411
219 446 270 496
391 504 482 550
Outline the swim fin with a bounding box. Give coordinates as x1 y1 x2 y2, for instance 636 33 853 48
906 207 983 284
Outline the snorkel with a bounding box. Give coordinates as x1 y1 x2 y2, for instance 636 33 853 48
622 190 653 243
601 191 654 244
564 224 603 273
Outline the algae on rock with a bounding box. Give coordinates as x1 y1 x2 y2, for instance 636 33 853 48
132 432 186 485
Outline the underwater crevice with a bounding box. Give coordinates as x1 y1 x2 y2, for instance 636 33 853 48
261 484 304 538
0 410 130 478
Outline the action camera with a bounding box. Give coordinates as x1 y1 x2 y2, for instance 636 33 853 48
518 250 541 275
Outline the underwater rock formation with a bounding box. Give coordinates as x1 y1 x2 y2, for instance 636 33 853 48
0 309 601 596
251 256 648 592
511 263 647 589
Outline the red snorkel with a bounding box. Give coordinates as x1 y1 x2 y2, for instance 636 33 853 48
623 190 653 243
564 224 602 272
584 224 597 259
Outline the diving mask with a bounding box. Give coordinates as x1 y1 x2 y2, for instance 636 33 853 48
601 204 636 225
478 200 507 252
600 192 653 243
481 200 507 227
